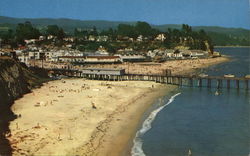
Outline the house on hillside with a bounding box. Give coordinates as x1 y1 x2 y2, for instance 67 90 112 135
155 34 166 42
39 36 46 41
24 39 38 44
136 35 143 42
97 36 109 42
88 35 96 41
47 35 55 40
63 37 75 42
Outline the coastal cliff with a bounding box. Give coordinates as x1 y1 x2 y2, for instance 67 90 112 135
0 57 47 155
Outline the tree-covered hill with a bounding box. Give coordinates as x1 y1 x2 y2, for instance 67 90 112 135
0 16 249 46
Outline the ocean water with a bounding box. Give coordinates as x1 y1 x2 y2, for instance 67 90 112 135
132 48 250 156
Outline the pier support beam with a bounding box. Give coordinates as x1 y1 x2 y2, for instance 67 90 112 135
207 79 211 88
236 80 239 89
227 80 230 89
178 77 182 86
198 79 202 88
189 78 193 87
217 79 223 89
245 80 249 90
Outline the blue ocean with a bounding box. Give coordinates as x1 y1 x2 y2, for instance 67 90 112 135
131 48 250 156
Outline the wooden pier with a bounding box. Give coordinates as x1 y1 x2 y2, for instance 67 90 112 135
47 68 250 90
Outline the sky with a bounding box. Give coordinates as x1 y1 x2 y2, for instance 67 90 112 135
0 0 250 29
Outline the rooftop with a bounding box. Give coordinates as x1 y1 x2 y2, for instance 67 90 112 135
82 68 125 71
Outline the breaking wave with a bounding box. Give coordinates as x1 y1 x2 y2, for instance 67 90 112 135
131 93 181 156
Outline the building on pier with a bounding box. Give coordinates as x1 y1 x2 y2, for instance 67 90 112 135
82 68 125 76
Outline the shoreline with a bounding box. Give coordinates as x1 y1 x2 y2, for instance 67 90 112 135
91 85 177 156
7 79 176 156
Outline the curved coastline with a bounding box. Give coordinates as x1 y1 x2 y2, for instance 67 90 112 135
131 93 181 156
7 79 177 156
70 83 178 156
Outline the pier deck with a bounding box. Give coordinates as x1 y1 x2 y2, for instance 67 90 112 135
47 68 250 90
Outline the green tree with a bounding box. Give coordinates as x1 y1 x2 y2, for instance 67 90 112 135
117 24 137 38
16 21 40 43
182 24 192 35
135 21 152 37
46 25 65 39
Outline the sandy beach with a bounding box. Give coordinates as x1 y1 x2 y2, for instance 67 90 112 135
7 79 176 156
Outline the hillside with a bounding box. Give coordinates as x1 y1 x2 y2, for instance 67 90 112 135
0 16 249 46
0 57 48 155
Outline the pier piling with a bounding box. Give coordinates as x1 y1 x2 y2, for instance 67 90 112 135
227 80 230 89
49 68 249 90
207 79 211 88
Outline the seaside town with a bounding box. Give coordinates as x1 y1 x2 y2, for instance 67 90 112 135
0 22 222 72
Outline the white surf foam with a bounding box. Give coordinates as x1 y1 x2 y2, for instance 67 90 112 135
131 93 181 156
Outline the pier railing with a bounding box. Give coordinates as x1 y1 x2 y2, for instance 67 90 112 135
46 68 249 90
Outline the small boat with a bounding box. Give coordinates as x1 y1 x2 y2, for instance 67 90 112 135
215 91 219 96
199 73 208 78
245 75 250 79
188 149 192 156
224 74 235 78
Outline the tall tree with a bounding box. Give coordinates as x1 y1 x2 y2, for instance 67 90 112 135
135 21 152 37
16 21 40 43
117 24 137 38
46 25 65 39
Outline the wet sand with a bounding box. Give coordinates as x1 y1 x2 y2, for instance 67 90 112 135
7 79 176 156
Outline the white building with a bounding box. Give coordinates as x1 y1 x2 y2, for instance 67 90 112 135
18 54 29 65
97 36 109 42
47 35 55 40
137 35 143 42
147 50 156 58
39 36 46 41
24 39 37 44
88 35 96 41
115 53 146 62
0 51 4 56
155 34 166 42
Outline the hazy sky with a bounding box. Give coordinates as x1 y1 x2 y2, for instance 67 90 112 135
0 0 249 28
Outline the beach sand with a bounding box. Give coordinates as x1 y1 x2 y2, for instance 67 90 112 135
7 79 176 156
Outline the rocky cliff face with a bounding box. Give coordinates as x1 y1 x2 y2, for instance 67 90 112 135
0 57 46 155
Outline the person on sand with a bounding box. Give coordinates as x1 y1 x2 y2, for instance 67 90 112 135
91 102 97 109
